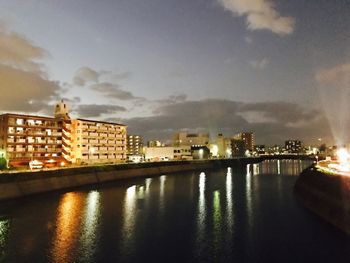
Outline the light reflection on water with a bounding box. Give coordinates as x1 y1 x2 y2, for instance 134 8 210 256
79 190 101 262
121 185 137 254
0 218 10 261
51 192 84 263
196 172 206 254
1 159 346 262
226 167 233 230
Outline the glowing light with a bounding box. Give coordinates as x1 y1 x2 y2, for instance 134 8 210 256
211 145 218 157
337 148 349 164
60 161 66 167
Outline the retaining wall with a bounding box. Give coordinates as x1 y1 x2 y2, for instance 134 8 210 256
294 166 350 234
0 158 262 201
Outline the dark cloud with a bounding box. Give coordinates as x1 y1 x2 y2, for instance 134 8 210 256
74 104 126 118
0 23 63 113
124 99 332 145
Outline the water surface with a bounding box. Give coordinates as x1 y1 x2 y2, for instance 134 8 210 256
0 160 349 262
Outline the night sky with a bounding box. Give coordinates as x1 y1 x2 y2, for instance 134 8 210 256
1 0 350 145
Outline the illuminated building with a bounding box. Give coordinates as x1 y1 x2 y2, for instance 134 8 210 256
254 145 266 155
173 132 209 147
127 135 143 155
147 140 164 147
231 139 245 157
213 133 232 158
285 140 302 154
70 119 127 165
0 113 65 167
233 132 255 151
0 100 127 167
144 146 192 161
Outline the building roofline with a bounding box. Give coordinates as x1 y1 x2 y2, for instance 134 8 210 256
77 118 127 126
0 113 55 120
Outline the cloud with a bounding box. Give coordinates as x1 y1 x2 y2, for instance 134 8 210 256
72 66 139 101
218 0 295 35
249 57 269 69
0 22 62 113
124 99 330 144
244 36 253 44
90 82 138 100
74 104 127 118
315 63 350 87
73 67 99 86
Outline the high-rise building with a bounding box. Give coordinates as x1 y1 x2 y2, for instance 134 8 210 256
285 140 302 154
234 132 255 151
173 132 209 147
127 135 143 155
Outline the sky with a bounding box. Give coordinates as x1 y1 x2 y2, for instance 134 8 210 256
0 0 350 145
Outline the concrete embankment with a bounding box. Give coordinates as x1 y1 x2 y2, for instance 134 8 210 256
294 166 350 234
0 158 262 201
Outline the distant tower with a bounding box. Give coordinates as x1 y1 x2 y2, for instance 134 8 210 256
54 99 70 120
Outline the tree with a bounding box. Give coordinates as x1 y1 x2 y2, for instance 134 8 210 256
319 143 326 152
0 157 7 170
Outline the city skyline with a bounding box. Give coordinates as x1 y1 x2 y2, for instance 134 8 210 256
1 0 350 144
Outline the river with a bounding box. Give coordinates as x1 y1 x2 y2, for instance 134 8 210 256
0 159 349 262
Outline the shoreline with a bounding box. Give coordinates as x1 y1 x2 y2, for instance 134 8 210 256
294 165 350 235
0 158 262 202
0 155 313 202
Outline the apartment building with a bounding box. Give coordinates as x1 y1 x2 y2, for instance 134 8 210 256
127 135 143 155
233 132 255 151
0 100 127 167
0 113 64 167
70 119 127 164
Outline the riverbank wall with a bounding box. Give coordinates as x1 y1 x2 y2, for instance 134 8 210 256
0 157 263 201
294 166 350 234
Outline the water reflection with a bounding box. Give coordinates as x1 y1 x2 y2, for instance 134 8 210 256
159 175 167 213
122 185 137 245
212 191 222 256
277 160 281 175
145 178 152 194
51 192 84 263
246 164 253 229
195 172 206 256
226 168 233 229
80 191 101 262
0 218 10 261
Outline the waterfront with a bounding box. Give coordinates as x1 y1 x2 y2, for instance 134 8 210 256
0 160 349 262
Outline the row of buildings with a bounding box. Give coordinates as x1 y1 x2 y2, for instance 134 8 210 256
0 100 305 168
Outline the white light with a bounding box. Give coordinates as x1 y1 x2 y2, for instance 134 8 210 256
211 145 218 156
337 148 349 164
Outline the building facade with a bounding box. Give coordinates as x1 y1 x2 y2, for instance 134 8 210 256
173 132 209 147
234 132 255 151
70 119 127 165
0 100 127 167
0 113 64 167
127 135 143 155
285 140 302 154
